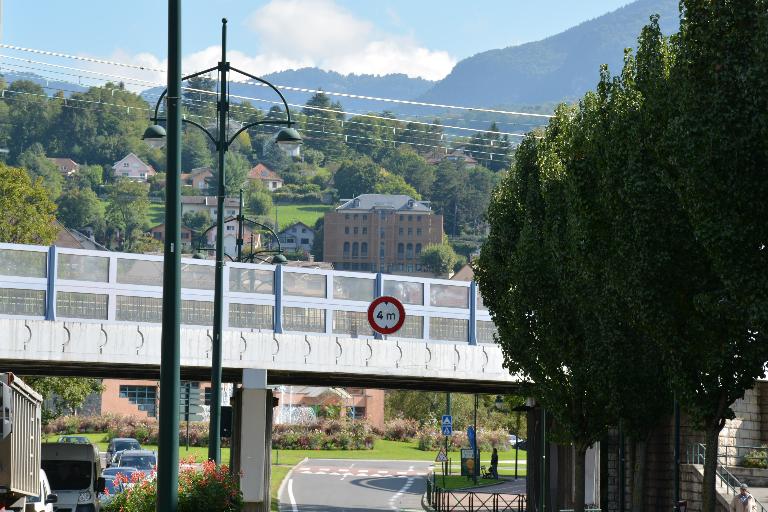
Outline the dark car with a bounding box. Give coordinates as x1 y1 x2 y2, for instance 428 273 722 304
102 466 139 480
56 435 90 444
114 450 156 471
105 438 141 466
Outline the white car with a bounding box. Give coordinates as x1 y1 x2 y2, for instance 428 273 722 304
24 469 57 512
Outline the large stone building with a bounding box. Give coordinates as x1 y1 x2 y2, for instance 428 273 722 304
323 194 443 274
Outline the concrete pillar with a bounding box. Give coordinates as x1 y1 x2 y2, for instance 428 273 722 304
231 369 273 512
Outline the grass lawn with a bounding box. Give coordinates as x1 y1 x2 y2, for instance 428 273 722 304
274 203 331 228
148 202 165 225
432 475 501 491
270 465 291 512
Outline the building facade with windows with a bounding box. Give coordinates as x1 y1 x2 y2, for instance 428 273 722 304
278 222 315 254
323 194 443 274
111 153 156 181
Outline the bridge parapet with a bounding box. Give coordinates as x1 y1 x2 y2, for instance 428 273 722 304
0 243 498 345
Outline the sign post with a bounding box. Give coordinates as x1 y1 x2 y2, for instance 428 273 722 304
367 296 406 335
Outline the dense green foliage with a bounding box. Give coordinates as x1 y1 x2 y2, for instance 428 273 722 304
477 4 768 511
0 163 57 244
25 377 103 423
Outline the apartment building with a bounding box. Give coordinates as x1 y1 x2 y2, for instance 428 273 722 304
323 194 443 274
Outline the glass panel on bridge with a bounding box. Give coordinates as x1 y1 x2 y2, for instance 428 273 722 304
394 315 424 339
333 310 373 336
283 306 326 333
57 253 109 282
429 284 469 308
181 263 215 290
181 300 214 326
229 303 273 329
0 288 45 316
429 317 468 342
0 249 47 278
477 288 488 310
283 272 326 298
116 295 162 323
477 320 498 344
57 291 108 320
333 276 374 301
383 280 424 305
117 258 163 286
229 268 274 294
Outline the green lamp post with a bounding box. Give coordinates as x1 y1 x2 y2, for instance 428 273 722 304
144 18 301 465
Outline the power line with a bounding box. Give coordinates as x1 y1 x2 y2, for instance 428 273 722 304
0 43 553 119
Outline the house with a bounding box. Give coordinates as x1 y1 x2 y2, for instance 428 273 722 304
181 167 213 192
278 222 315 254
112 153 156 181
180 196 240 221
248 163 284 191
426 148 478 168
48 157 80 177
148 223 195 248
149 219 259 258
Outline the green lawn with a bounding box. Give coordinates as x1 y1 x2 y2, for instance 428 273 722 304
149 202 165 225
270 465 291 512
274 203 331 228
432 475 501 491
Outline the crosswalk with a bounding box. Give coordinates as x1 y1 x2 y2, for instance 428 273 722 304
297 465 429 477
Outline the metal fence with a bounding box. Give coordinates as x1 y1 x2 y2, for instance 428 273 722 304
427 481 527 512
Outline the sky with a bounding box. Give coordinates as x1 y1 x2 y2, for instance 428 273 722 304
1 0 634 84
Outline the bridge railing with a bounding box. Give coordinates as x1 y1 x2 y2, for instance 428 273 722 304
0 243 497 345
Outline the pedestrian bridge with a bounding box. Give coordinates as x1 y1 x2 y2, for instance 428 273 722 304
0 243 520 392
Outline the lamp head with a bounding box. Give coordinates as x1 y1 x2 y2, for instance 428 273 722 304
142 124 167 149
275 127 302 157
271 253 288 265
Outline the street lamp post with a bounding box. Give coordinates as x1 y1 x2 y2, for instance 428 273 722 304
144 18 302 465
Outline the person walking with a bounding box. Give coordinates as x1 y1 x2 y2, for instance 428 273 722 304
490 448 499 479
731 483 755 512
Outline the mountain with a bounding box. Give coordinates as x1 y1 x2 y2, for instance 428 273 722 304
418 0 679 107
0 71 89 97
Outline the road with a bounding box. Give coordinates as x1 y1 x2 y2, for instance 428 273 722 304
280 459 432 511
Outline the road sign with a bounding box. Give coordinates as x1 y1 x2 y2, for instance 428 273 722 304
367 296 406 335
435 448 448 462
441 414 453 436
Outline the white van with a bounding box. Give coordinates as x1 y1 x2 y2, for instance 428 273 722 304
41 442 105 512
24 469 57 512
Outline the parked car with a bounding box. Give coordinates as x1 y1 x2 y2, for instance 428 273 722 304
98 477 126 506
105 438 141 466
113 450 157 471
56 435 90 444
24 469 57 512
102 466 140 480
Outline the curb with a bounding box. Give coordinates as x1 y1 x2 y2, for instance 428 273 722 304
276 457 308 511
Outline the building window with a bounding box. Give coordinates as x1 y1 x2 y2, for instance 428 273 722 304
361 242 368 257
181 232 190 240
399 228 404 235
345 227 350 234
153 232 162 240
417 216 422 222
300 238 310 245
408 228 413 236
380 244 385 259
123 162 129 167
302 228 307 233
226 225 235 231
417 228 422 236
287 237 295 244
343 242 350 257
362 227 368 235
362 215 367 221
406 243 414 258
416 243 422 255
345 214 350 220
354 227 358 235
380 229 385 238
408 216 413 222
352 242 359 258
119 385 157 417
399 215 404 221
397 243 404 259
353 214 358 220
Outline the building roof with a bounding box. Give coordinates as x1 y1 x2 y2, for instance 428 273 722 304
451 263 475 282
182 167 212 177
248 163 283 182
180 196 240 208
48 157 80 169
278 222 315 235
336 194 432 212
54 223 109 251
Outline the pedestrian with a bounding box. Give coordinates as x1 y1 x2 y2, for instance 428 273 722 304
731 483 755 512
490 447 499 479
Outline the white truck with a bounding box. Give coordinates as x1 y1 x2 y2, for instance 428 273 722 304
0 372 46 512
41 443 104 512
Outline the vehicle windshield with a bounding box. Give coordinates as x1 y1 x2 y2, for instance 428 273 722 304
102 478 122 495
42 461 92 491
114 440 141 451
119 456 155 470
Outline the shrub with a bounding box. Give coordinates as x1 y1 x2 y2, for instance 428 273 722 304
102 461 242 512
271 419 376 450
742 446 768 468
382 418 420 442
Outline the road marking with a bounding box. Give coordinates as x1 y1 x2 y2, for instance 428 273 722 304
388 469 416 511
287 479 298 512
340 463 355 481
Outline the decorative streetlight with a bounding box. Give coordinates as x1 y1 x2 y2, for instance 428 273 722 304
144 17 301 465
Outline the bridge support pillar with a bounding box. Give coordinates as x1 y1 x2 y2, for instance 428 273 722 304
231 369 273 512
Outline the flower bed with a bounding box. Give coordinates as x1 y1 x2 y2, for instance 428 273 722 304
272 419 376 450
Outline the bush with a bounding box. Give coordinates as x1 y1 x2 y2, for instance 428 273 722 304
742 446 768 468
416 428 511 452
102 461 242 512
382 418 420 442
272 419 376 450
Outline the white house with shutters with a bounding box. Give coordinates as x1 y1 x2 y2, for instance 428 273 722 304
112 153 156 181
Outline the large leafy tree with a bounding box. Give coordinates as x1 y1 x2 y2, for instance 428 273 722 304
301 92 346 161
5 80 55 161
25 377 103 422
57 186 105 231
17 143 63 201
0 163 57 244
105 179 150 252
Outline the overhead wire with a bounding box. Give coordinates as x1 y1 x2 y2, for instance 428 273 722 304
0 43 554 119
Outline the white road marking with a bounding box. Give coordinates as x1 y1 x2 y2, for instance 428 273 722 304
388 468 416 511
287 479 298 512
340 463 355 481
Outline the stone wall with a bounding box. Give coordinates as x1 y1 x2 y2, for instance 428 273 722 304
719 385 765 466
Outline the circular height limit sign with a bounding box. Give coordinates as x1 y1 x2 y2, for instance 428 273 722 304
367 296 406 335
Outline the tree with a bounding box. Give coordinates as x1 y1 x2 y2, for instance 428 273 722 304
181 128 213 171
208 151 251 196
182 210 210 250
17 144 63 201
333 157 379 199
0 163 57 244
246 179 273 216
374 171 420 198
105 179 150 252
311 217 324 261
56 187 104 230
467 122 514 172
381 147 435 197
301 92 346 161
5 80 54 161
25 377 103 422
419 244 459 276
72 164 105 192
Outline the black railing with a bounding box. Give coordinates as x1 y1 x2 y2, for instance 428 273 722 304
427 481 526 512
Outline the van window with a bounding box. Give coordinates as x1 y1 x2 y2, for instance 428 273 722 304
42 460 92 490
114 440 141 451
119 455 156 470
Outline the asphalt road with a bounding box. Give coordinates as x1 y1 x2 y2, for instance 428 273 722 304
280 459 433 512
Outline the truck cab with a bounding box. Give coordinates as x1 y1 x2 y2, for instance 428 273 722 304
41 443 105 512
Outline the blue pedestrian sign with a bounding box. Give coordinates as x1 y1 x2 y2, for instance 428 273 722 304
441 415 453 436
